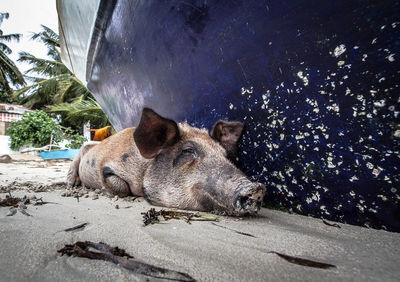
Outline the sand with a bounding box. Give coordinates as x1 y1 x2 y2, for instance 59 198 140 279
0 154 399 281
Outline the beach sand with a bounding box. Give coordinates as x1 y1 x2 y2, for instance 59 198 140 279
0 155 399 281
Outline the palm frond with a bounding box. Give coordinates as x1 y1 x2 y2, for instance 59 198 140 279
0 12 9 26
0 13 25 90
0 42 12 54
47 97 110 128
30 25 60 60
12 73 71 100
0 67 11 93
54 78 74 103
0 50 25 86
0 33 22 43
18 51 69 76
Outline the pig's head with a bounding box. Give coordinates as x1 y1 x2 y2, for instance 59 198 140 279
134 108 266 215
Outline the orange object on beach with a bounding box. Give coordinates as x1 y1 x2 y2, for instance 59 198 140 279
90 126 112 141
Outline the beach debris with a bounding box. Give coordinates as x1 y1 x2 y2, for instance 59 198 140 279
0 154 12 163
64 223 88 232
32 197 58 206
18 202 32 216
1 193 56 217
268 251 336 269
211 222 256 238
142 208 160 225
22 195 57 206
7 207 17 216
58 241 195 281
0 193 21 207
0 197 21 207
1 181 67 193
19 209 32 216
142 208 218 226
322 219 341 228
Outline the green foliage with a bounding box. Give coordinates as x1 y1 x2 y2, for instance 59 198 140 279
7 110 62 150
0 90 17 103
0 12 25 98
30 25 61 60
48 96 110 130
13 25 91 110
65 134 86 149
62 128 87 149
11 25 109 133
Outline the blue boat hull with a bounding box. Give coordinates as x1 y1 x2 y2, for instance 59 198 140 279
58 0 400 231
40 149 80 160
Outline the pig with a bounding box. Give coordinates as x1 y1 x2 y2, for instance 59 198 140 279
67 108 266 215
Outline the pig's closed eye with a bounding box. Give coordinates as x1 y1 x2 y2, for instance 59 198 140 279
182 147 196 155
173 147 197 167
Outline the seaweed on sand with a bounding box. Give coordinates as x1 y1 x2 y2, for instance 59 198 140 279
0 193 21 207
142 208 218 226
58 241 195 281
268 251 336 269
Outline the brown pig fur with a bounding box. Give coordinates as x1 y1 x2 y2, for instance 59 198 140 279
67 108 265 214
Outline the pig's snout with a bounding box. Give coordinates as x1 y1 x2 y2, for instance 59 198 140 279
234 183 266 214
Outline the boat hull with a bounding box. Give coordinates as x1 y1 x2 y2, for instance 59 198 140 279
58 0 400 231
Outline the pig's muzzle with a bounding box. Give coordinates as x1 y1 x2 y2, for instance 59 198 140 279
233 182 266 215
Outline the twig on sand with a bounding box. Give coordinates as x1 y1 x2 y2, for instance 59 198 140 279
211 222 257 238
64 223 88 232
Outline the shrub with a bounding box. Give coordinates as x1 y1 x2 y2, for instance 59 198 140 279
7 110 62 150
63 128 87 149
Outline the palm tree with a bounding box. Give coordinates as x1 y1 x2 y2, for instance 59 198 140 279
13 25 90 109
13 25 109 131
0 12 25 102
48 96 110 129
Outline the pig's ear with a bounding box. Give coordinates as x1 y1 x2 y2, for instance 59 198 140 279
134 108 180 159
210 120 244 160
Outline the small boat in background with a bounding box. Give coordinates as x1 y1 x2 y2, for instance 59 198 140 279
21 144 79 160
39 149 80 160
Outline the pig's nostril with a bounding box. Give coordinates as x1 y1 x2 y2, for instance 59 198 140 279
235 183 266 211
